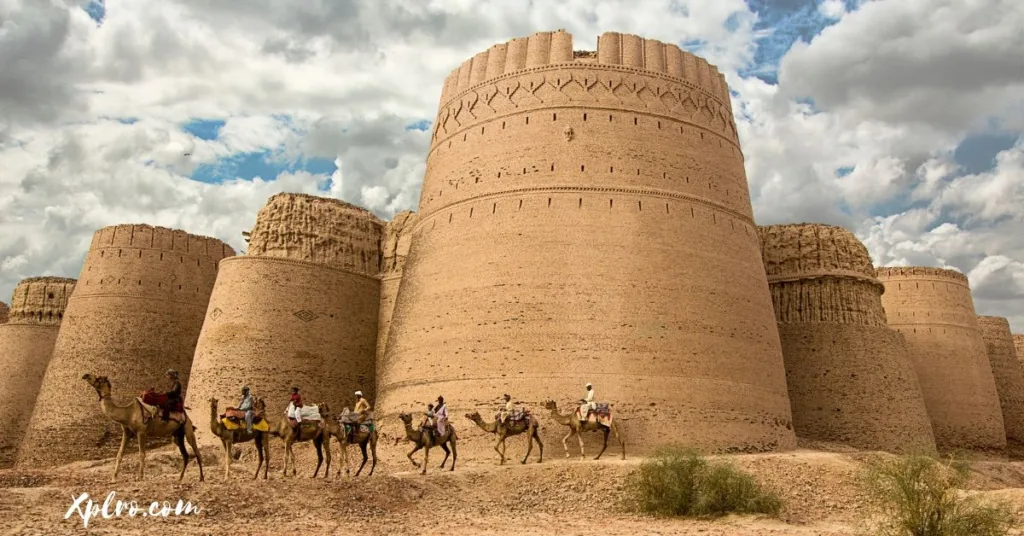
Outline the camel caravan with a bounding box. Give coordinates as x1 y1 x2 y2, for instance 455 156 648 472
82 372 625 482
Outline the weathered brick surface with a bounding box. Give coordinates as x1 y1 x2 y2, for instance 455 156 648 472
977 316 1024 447
17 225 233 466
379 30 797 458
0 277 75 467
877 266 1006 452
759 224 935 453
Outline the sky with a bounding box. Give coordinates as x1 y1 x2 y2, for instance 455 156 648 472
1 0 1023 331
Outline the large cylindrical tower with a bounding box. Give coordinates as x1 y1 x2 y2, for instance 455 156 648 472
377 211 418 362
977 316 1024 447
18 225 234 466
184 193 383 448
758 224 934 453
379 30 797 456
1016 334 1024 367
877 267 1005 451
0 301 8 324
0 277 76 467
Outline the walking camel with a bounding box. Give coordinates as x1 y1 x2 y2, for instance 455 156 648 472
322 408 378 477
82 373 205 483
398 413 457 475
465 410 543 465
208 397 270 480
542 400 625 460
269 402 330 477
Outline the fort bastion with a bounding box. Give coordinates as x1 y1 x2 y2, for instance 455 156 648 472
1016 334 1024 366
377 210 418 363
0 301 8 324
977 316 1024 448
184 193 383 448
18 225 233 466
0 277 76 467
379 29 797 457
877 267 1006 451
758 224 934 453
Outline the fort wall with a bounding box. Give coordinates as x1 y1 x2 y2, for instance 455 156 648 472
17 225 233 466
977 316 1024 447
877 267 1006 451
380 30 796 459
0 301 8 324
0 277 76 467
758 225 934 453
377 211 418 363
184 193 383 448
1016 334 1024 366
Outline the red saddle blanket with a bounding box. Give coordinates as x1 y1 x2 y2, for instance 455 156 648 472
221 408 265 424
140 390 183 412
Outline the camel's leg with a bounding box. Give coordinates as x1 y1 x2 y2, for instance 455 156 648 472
355 441 368 476
421 446 429 475
407 444 422 468
449 438 457 472
185 423 204 482
613 421 626 460
521 429 534 465
253 436 264 480
561 430 574 459
136 432 147 481
535 428 544 463
175 432 191 482
283 440 293 477
595 427 609 460
367 435 377 476
222 439 231 480
312 437 324 479
577 429 586 460
438 441 451 469
111 428 129 483
494 435 505 465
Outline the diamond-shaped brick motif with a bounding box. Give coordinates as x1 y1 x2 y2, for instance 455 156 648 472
293 310 319 322
210 308 222 320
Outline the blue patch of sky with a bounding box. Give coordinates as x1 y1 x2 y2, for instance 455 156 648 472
83 0 105 24
406 119 432 132
836 166 854 177
191 151 336 184
182 118 225 141
953 132 1018 175
740 0 855 85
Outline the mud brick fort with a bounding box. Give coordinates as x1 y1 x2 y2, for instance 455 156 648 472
4 30 1024 466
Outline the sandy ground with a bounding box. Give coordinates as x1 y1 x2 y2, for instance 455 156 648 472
2 440 1024 536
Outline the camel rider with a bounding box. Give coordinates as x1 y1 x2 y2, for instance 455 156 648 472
499 393 513 424
238 386 255 434
435 396 449 438
354 390 371 415
579 382 595 422
421 403 435 430
289 387 303 440
162 369 182 421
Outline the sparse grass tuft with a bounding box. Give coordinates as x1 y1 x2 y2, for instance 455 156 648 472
622 446 782 518
862 453 1015 536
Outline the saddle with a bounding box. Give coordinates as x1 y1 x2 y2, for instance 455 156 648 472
221 407 265 424
496 409 530 423
136 396 185 425
576 402 613 424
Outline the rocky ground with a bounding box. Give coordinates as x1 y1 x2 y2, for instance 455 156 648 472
2 440 1024 536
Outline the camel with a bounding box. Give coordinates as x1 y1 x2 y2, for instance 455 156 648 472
208 397 270 480
269 402 330 478
465 410 543 465
81 373 204 483
322 408 378 477
398 413 457 475
542 400 625 460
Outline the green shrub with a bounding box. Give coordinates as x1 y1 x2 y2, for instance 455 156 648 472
862 454 1015 536
622 447 782 518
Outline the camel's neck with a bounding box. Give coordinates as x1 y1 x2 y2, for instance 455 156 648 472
403 421 420 441
548 406 572 425
472 417 498 433
99 395 134 425
210 404 223 434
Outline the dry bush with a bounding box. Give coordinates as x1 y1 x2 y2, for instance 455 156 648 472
622 446 782 518
862 453 1014 536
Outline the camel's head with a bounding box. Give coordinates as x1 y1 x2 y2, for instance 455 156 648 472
82 374 111 400
209 397 219 408
542 400 557 411
318 402 330 417
465 411 482 422
254 398 266 411
398 412 413 424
